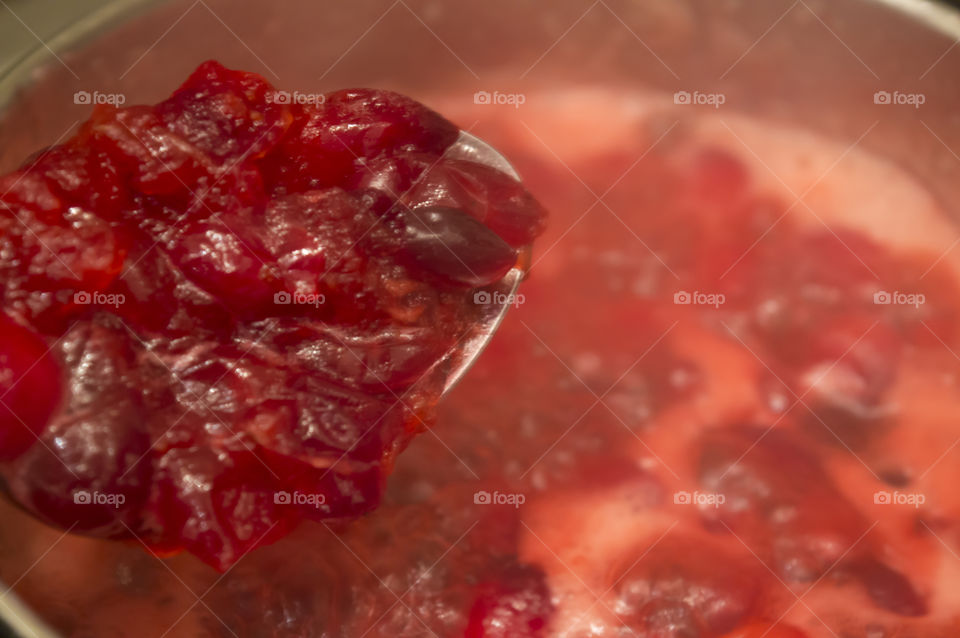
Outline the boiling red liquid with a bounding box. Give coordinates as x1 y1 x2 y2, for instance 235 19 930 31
1 87 960 637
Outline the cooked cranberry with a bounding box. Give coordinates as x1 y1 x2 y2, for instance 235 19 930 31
848 558 927 617
0 62 546 570
386 206 518 287
260 89 457 195
464 563 554 638
151 445 291 571
349 151 436 198
11 397 150 535
78 104 213 198
8 319 149 533
259 107 356 194
612 536 762 635
262 189 378 317
157 60 293 162
699 426 869 581
20 144 130 219
0 314 62 460
109 247 232 336
0 204 127 332
0 171 64 219
279 321 453 392
352 186 397 218
316 88 458 160
170 219 277 314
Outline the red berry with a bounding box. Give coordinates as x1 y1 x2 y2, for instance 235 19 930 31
0 314 62 460
171 219 277 315
385 205 518 287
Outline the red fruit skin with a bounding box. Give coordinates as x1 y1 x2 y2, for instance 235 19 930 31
0 171 64 220
170 219 278 315
0 314 62 460
261 89 458 195
319 88 459 160
11 397 150 535
77 104 213 198
0 199 128 334
259 106 356 195
157 59 293 162
7 319 150 534
150 445 293 572
20 144 130 219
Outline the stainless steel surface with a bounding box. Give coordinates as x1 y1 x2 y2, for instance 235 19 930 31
438 131 525 398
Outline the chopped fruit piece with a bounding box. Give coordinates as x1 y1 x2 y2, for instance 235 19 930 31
157 59 293 161
261 88 458 195
0 60 545 570
78 104 213 198
315 88 459 160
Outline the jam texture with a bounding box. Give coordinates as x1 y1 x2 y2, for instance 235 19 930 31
0 61 546 570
